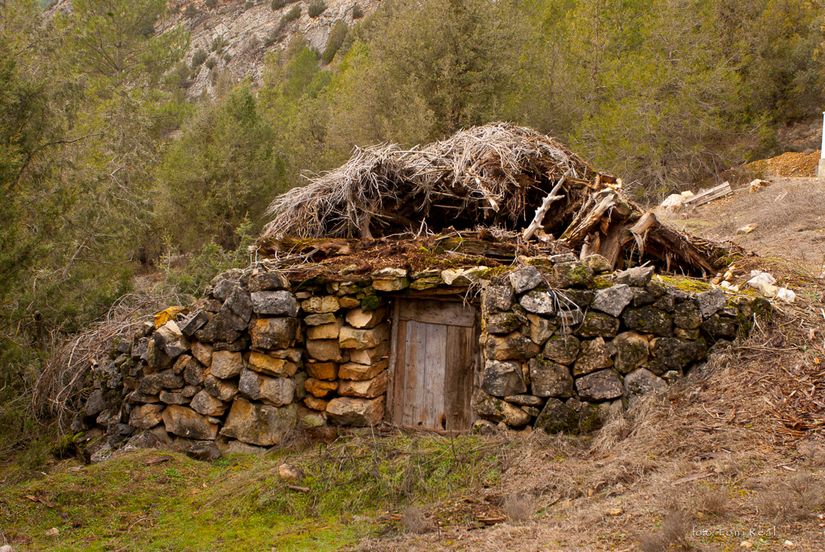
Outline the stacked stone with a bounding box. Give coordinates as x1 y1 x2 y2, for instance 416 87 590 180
80 263 496 457
300 290 391 427
81 253 769 458
82 268 306 456
297 265 493 426
474 255 766 434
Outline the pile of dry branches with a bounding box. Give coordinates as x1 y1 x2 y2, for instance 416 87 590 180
262 123 736 276
263 123 602 241
31 290 183 431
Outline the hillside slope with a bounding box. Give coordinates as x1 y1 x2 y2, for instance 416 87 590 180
659 177 825 275
50 0 379 97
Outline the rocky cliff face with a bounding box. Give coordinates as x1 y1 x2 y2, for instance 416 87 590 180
167 0 380 97
50 0 380 97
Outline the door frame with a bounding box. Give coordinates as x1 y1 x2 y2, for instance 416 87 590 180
385 295 480 432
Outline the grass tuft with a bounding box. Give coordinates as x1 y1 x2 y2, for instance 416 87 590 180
502 493 536 522
694 486 730 519
401 505 435 534
754 472 825 522
639 505 695 551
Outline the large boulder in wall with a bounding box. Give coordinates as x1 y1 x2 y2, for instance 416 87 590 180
220 398 297 446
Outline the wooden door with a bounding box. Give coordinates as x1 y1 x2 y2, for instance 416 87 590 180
389 299 478 431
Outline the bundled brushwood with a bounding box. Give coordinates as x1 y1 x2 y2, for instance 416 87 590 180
263 123 607 240
261 123 737 276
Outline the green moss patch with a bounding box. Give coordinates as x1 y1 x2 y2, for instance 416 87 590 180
655 274 713 293
0 434 509 550
593 275 613 289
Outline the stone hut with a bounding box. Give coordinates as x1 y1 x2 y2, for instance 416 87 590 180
80 124 769 457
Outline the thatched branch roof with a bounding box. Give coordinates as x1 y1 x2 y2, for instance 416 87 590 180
260 123 739 276
262 123 610 240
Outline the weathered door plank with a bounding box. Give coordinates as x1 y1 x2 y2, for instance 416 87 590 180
391 300 478 430
423 323 447 428
444 325 474 430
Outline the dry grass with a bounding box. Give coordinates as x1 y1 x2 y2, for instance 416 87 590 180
796 440 825 467
659 178 825 272
638 505 695 552
501 493 536 522
31 289 184 432
401 506 436 534
753 472 825 522
693 486 730 519
711 183 825 241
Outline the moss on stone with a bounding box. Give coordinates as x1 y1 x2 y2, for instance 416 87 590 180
733 296 772 337
475 265 511 279
523 257 554 270
294 276 326 290
552 261 594 289
655 274 712 293
593 275 613 289
360 294 382 310
569 263 594 287
409 277 441 290
578 406 603 433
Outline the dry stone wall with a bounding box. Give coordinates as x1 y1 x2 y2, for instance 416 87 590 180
81 254 769 458
473 255 769 434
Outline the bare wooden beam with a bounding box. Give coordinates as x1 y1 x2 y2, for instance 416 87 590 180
682 182 731 208
597 224 629 269
628 211 717 275
522 177 567 241
629 211 657 257
560 191 616 246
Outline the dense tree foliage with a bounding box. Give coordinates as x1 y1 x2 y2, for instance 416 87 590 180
156 86 283 252
325 0 521 148
1 0 824 451
1 0 187 451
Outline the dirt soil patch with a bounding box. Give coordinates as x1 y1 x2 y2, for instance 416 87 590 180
658 177 825 274
744 151 820 178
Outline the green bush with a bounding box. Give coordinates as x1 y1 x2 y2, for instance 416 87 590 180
205 57 217 70
155 86 284 252
210 35 227 52
352 4 363 19
265 30 278 47
271 0 285 9
170 61 192 88
308 0 326 18
205 0 218 8
321 20 348 64
282 4 301 23
164 217 255 297
190 48 207 68
265 28 281 47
